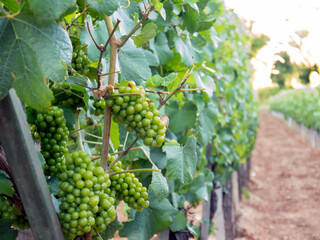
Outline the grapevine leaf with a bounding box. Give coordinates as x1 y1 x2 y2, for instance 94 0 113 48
183 3 199 34
113 2 138 36
1 0 20 13
80 17 109 61
60 106 76 131
29 0 76 25
163 137 197 186
98 217 123 240
118 40 152 84
189 168 214 201
0 219 18 240
87 0 119 16
37 152 45 168
149 32 173 65
194 71 215 97
169 210 187 232
187 223 200 239
0 13 72 110
149 166 168 201
51 194 61 214
141 49 159 67
110 118 120 151
167 101 197 134
199 100 218 145
120 191 176 240
133 23 157 48
174 34 201 67
146 73 176 88
0 171 14 197
150 146 166 169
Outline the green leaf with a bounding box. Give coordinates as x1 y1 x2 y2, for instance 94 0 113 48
149 166 168 201
169 210 187 232
167 101 197 133
60 106 76 131
87 0 118 16
133 23 157 48
141 49 159 67
110 118 120 151
37 152 45 167
80 17 109 61
29 0 76 25
0 13 72 110
163 137 197 186
0 219 18 240
183 4 199 33
189 168 214 201
118 40 152 84
187 222 200 239
1 0 20 13
99 217 123 240
174 34 201 67
47 176 60 194
149 32 173 65
199 100 218 145
151 0 165 19
146 73 177 88
120 191 176 240
150 146 166 169
0 171 14 197
51 194 61 214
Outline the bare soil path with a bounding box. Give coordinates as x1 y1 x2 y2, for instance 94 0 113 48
236 110 320 240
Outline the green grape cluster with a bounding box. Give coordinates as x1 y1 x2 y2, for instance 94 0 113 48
52 83 85 110
0 196 29 230
106 81 166 147
57 151 116 239
71 44 90 75
108 155 149 211
91 98 105 116
34 106 69 176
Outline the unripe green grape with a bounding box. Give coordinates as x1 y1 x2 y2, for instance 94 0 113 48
57 151 116 239
33 106 69 176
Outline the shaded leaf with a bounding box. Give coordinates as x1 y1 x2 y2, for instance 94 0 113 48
0 171 14 197
120 191 176 240
169 210 187 232
0 219 18 240
0 13 72 110
133 23 157 48
167 101 197 133
163 137 197 186
149 166 168 201
118 40 152 84
87 0 118 16
149 32 173 65
29 0 76 25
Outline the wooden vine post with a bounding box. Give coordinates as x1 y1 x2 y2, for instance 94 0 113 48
0 89 64 240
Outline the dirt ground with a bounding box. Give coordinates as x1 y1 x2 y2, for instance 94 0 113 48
236 110 320 240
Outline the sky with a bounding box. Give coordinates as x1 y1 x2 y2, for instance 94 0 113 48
223 0 320 89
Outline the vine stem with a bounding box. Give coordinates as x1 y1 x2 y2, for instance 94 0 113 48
75 111 85 151
107 137 139 172
80 131 103 139
101 16 118 171
69 123 102 137
117 5 155 48
0 4 8 17
157 66 195 110
109 168 160 177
